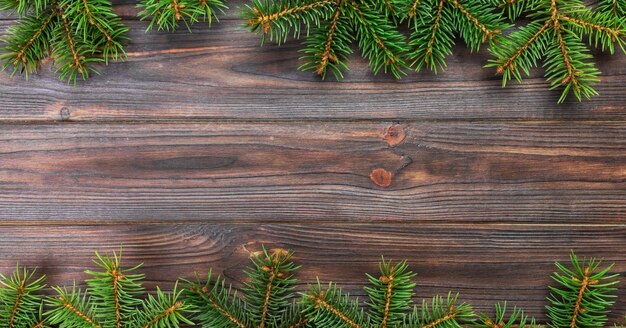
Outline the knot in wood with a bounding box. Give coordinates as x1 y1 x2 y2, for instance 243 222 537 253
383 124 406 147
370 168 393 188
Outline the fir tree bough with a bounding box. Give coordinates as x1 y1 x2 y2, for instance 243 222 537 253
242 0 410 79
0 0 128 83
394 0 510 73
546 251 619 328
0 266 48 328
182 246 307 328
45 250 193 328
487 0 626 103
137 0 226 31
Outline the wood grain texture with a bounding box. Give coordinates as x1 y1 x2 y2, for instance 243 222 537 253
0 122 623 224
1 224 626 322
0 18 625 121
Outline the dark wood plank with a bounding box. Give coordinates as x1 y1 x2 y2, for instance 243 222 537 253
1 122 623 224
1 18 625 121
1 224 626 322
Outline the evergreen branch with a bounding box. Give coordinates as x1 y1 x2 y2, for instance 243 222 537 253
546 251 619 328
138 0 226 31
348 0 409 78
54 7 94 83
182 245 303 328
46 285 101 328
0 266 47 328
0 8 56 78
85 251 144 328
449 0 499 41
560 11 625 53
282 301 311 328
299 5 353 79
405 0 506 72
245 248 300 328
406 0 455 72
318 3 342 75
404 292 476 328
427 0 444 60
242 0 336 44
1 0 127 81
61 0 128 62
476 302 536 328
182 271 248 328
488 0 625 102
545 27 600 102
364 259 416 328
303 281 365 328
487 19 552 84
134 286 193 328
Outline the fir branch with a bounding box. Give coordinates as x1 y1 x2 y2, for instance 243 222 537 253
134 285 193 328
546 251 619 328
281 301 311 328
46 284 101 328
243 0 409 79
1 0 127 81
348 0 409 78
137 0 226 31
0 8 56 78
303 281 366 328
0 266 47 328
476 302 536 328
402 0 509 73
182 271 249 328
182 245 303 328
245 248 300 328
47 250 193 328
364 259 416 328
488 0 626 103
85 251 144 328
242 0 336 43
404 292 476 328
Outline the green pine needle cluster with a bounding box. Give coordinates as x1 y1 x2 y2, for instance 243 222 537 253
396 0 510 73
0 0 127 83
486 0 626 103
241 0 409 79
45 250 193 328
137 0 226 31
303 259 479 328
476 303 536 328
182 247 306 328
546 252 619 328
0 266 48 328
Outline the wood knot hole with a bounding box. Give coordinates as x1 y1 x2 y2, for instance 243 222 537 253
383 124 405 147
370 168 392 188
59 107 71 121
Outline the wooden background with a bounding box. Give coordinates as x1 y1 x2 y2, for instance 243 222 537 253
1 1 625 324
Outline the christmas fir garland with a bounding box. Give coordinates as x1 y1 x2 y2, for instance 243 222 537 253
0 249 621 328
0 0 625 102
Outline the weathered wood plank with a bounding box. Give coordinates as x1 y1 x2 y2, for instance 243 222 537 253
1 19 625 121
1 122 623 224
1 224 625 322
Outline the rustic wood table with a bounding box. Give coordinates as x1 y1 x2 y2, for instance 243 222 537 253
1 0 625 323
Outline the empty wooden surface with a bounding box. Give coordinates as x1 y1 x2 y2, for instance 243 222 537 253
0 1 625 324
